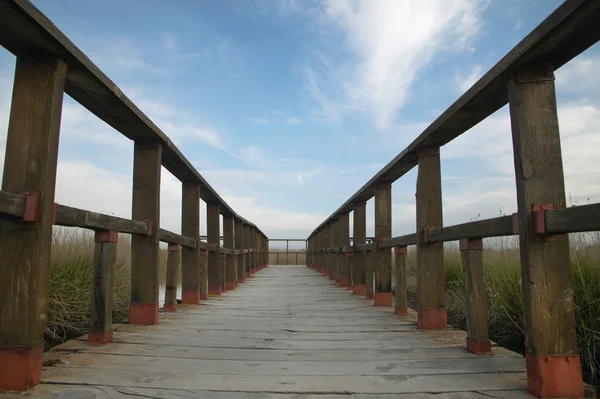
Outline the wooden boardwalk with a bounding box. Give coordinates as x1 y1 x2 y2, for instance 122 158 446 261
5 265 534 399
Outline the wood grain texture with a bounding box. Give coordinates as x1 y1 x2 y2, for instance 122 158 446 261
427 216 513 243
395 249 407 311
545 203 600 234
235 220 244 281
207 203 221 289
0 57 66 346
164 249 180 309
181 183 200 300
375 183 392 295
224 215 235 285
460 240 488 344
90 240 117 337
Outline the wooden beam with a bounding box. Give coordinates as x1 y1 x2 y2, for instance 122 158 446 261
207 203 221 296
339 213 350 289
508 65 582 398
352 201 367 296
427 216 514 243
0 57 67 392
416 147 446 329
545 202 600 234
235 220 245 284
243 224 251 278
158 228 195 248
163 244 180 313
181 183 200 304
374 183 392 307
379 233 417 249
224 215 235 291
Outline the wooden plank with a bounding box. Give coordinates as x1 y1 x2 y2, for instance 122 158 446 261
0 0 269 235
356 242 376 252
181 183 200 304
207 203 221 295
508 65 582 396
158 228 195 248
307 0 600 236
427 216 513 243
545 202 600 234
374 183 392 306
89 232 118 345
130 142 161 326
416 147 446 329
0 57 66 391
380 234 417 249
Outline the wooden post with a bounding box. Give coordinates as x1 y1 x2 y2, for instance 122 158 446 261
508 66 583 398
200 248 208 300
416 146 446 329
235 220 245 284
244 224 251 277
207 202 221 295
365 249 375 300
221 250 227 292
286 240 289 265
328 222 336 280
163 243 181 312
374 183 392 306
181 183 200 304
224 215 235 291
130 141 161 325
0 57 66 391
459 239 490 354
394 246 408 316
339 213 350 288
89 231 118 346
353 201 367 295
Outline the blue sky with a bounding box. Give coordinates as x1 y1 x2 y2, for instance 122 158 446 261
1 0 599 245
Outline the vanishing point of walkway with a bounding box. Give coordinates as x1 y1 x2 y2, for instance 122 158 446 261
11 266 532 398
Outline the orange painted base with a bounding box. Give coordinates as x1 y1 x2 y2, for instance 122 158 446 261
182 290 200 304
129 302 159 325
353 284 366 295
319 268 325 274
162 303 177 312
366 294 375 300
346 285 354 291
200 293 208 300
237 277 245 284
246 272 251 278
338 278 347 287
466 337 492 355
0 345 43 391
395 307 408 316
375 292 393 306
526 353 584 398
329 274 336 281
417 307 447 329
226 281 236 291
88 330 113 346
208 285 222 296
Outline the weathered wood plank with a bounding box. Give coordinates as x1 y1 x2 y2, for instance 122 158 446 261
207 202 221 295
374 183 392 306
380 234 417 249
545 202 600 234
427 216 514 243
158 228 195 248
181 183 200 304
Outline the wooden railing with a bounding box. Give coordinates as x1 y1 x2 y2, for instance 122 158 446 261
0 0 268 392
306 1 600 398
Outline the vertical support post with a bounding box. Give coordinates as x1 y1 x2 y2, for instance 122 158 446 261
365 249 375 300
207 202 221 295
89 231 118 345
394 246 408 316
244 224 251 277
277 252 280 265
221 250 227 292
200 248 208 300
459 239 490 355
339 213 349 287
163 243 181 312
130 141 162 325
0 57 66 391
235 221 245 283
224 215 236 291
328 222 336 280
286 240 289 265
374 183 392 306
508 66 583 398
181 183 200 304
353 201 366 295
416 146 446 329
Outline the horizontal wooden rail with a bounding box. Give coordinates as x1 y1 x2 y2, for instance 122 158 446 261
426 216 514 243
545 203 600 234
157 229 195 248
380 233 418 249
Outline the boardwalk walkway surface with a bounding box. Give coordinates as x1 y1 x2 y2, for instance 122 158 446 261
6 266 533 399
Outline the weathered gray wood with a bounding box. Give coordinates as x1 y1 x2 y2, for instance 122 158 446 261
158 228 195 248
0 57 67 391
374 183 392 306
130 142 161 325
545 202 600 234
380 234 417 249
235 220 245 283
89 232 118 345
339 213 350 287
427 216 514 243
508 65 582 396
163 244 180 312
181 183 200 304
394 247 408 315
207 202 221 295
366 250 375 300
223 215 235 291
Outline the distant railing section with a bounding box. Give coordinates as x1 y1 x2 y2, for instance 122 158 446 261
306 1 600 397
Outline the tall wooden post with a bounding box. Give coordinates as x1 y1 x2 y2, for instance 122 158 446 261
181 183 200 304
244 224 251 277
207 202 221 295
163 244 180 313
130 141 162 325
329 219 338 281
374 183 392 306
89 231 118 346
199 248 208 300
416 146 446 328
224 215 236 291
508 66 583 398
394 246 408 316
221 250 227 292
353 201 367 295
235 220 245 283
0 58 66 391
339 213 349 287
366 249 375 301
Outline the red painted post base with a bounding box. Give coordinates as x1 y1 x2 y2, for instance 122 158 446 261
319 268 325 274
338 278 348 287
0 345 43 391
466 338 492 355
200 293 208 300
88 330 113 346
346 285 354 291
182 290 200 305
417 307 447 329
237 277 245 284
246 272 251 278
208 285 222 296
129 302 159 325
162 303 177 312
526 353 584 398
226 281 236 291
353 285 366 295
329 274 336 281
395 307 408 316
374 292 393 306
366 294 375 300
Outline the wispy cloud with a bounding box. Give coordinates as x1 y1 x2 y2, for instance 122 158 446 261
252 117 270 124
284 117 300 125
454 64 483 93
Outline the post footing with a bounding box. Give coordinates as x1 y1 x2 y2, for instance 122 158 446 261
0 345 43 391
417 307 447 329
526 353 584 398
88 331 114 346
182 290 200 304
129 302 159 325
375 292 393 306
466 338 492 355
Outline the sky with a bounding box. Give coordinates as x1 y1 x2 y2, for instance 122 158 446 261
0 0 599 248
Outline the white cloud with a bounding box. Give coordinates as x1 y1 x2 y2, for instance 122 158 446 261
161 32 177 53
454 64 483 93
252 117 270 124
302 0 485 128
284 116 301 125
